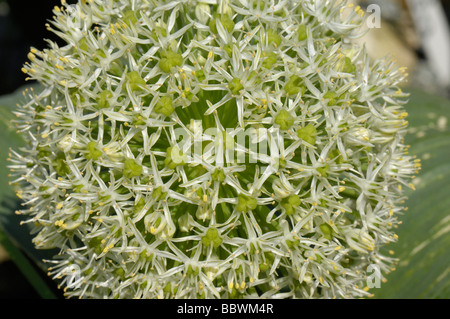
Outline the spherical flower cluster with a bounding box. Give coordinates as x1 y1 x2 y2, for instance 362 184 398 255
9 0 417 299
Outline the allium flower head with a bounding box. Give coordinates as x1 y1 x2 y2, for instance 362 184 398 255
9 0 417 299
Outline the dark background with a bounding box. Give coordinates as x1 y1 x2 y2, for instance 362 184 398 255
0 0 77 96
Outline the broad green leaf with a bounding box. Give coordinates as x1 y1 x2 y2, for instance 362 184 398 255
0 228 58 299
0 84 57 271
0 85 32 255
374 89 450 299
0 85 28 209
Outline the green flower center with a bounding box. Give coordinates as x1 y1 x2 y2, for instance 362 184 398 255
281 194 301 215
152 186 168 201
96 90 113 109
297 124 318 146
159 50 183 73
86 142 102 160
297 24 308 41
123 71 146 91
262 51 277 69
209 14 235 34
123 158 143 178
201 228 222 248
165 146 186 169
319 223 333 240
285 75 306 96
154 96 175 116
237 194 257 212
274 109 295 130
229 78 244 96
266 29 282 47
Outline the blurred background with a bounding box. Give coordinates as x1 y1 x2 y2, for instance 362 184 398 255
0 0 449 299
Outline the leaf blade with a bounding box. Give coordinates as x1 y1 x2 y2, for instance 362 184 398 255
374 89 450 299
